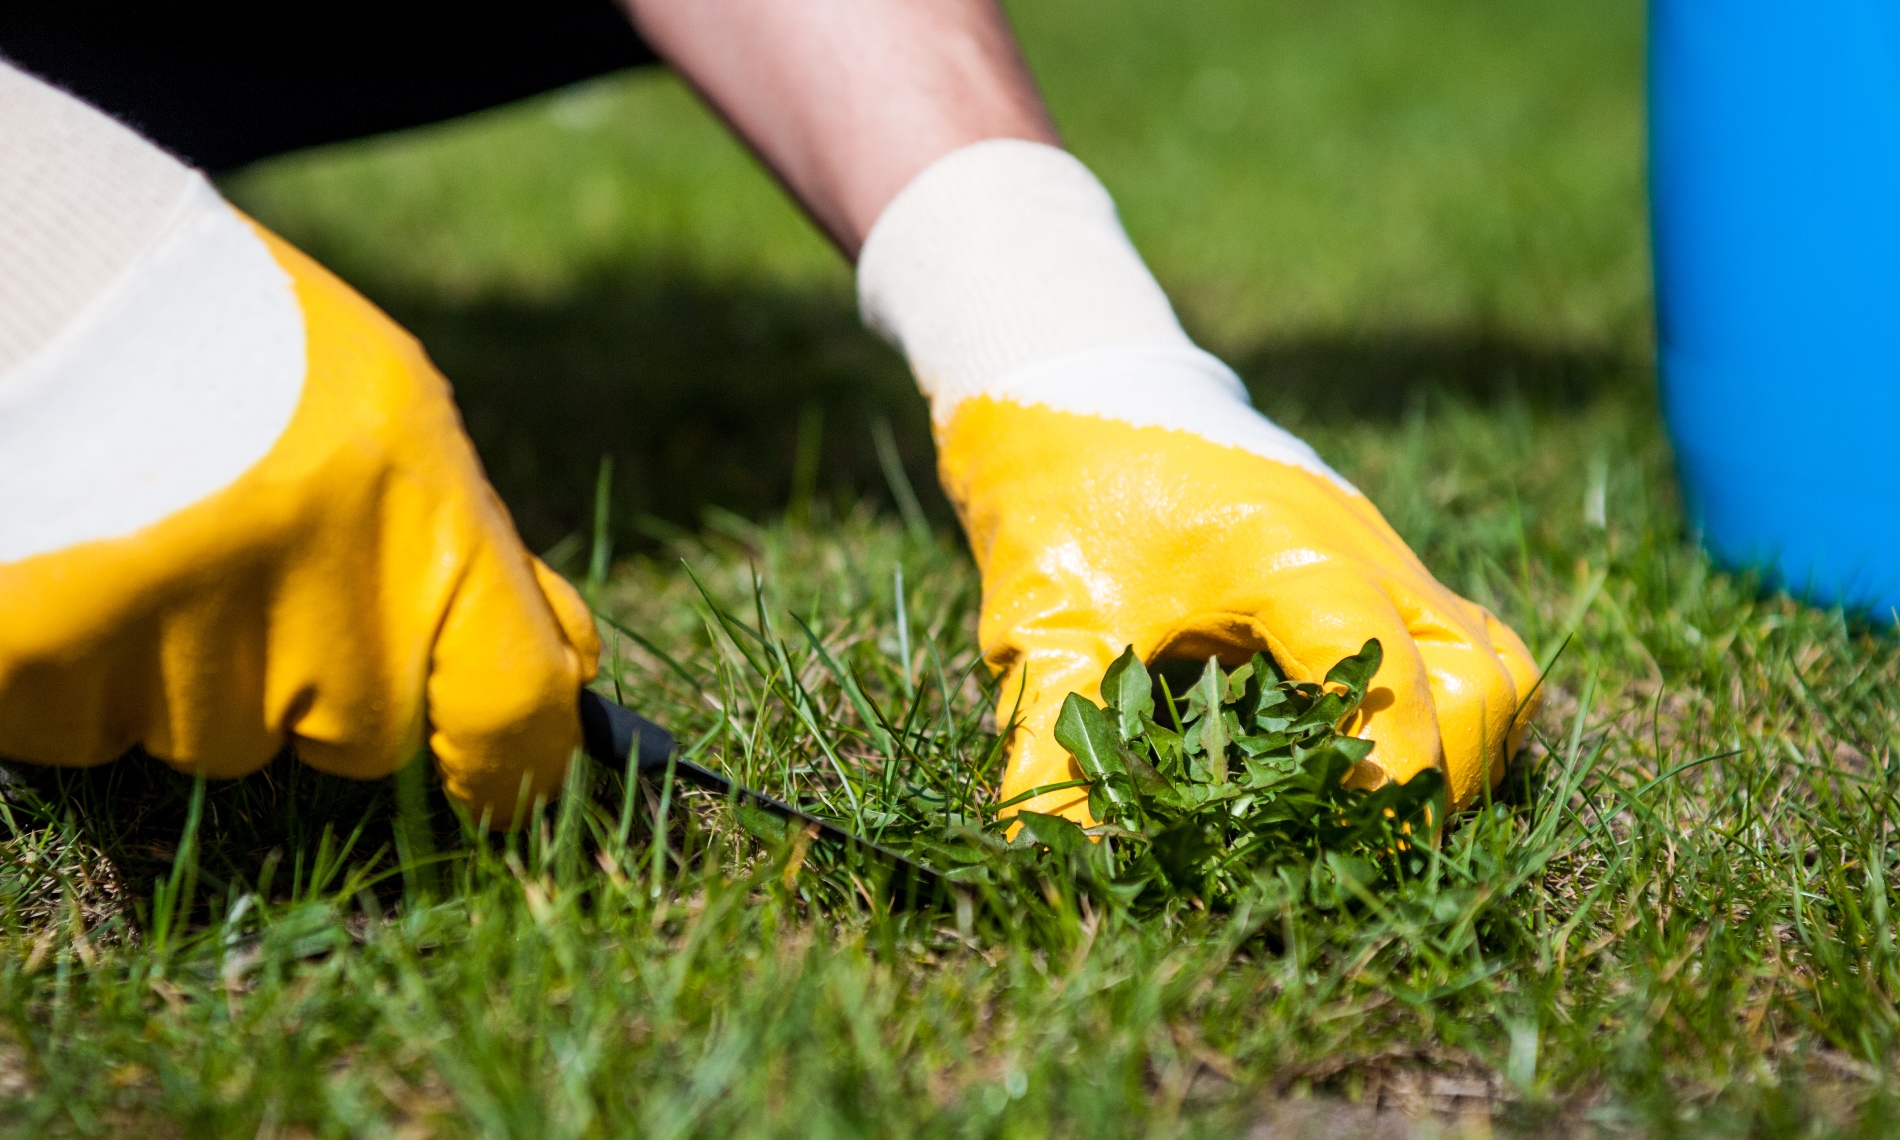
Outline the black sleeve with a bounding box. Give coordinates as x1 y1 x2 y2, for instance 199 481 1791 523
0 0 659 171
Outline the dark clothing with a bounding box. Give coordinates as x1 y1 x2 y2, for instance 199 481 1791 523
0 0 658 170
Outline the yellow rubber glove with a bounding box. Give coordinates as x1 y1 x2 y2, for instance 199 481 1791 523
939 390 1540 820
858 140 1540 823
0 70 596 821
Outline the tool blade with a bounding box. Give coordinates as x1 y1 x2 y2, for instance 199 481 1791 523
578 690 940 900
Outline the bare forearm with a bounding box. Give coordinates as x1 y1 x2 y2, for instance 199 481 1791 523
622 0 1059 258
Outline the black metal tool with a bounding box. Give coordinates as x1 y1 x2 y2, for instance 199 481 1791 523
577 689 941 900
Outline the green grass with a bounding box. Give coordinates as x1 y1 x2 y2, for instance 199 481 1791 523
7 0 1900 1134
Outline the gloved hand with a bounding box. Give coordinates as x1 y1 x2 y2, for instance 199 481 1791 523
859 141 1540 822
937 359 1541 819
0 66 597 822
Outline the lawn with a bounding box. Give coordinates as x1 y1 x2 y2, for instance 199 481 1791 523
6 0 1899 1135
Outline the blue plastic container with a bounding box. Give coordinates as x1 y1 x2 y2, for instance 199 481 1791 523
1650 0 1900 619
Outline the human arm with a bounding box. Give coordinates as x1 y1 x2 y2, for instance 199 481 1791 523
621 0 1058 257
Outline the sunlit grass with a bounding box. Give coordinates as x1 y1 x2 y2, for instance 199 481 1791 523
5 390 1897 1134
7 0 1898 1134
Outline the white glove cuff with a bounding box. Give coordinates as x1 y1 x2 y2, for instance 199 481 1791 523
856 139 1345 487
0 62 306 562
857 139 1191 415
0 62 199 374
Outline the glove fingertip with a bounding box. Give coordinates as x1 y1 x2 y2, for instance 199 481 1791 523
1481 607 1544 751
430 680 581 830
530 556 602 679
428 555 593 828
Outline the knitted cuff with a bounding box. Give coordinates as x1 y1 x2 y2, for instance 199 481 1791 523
0 61 197 375
856 139 1196 418
855 138 1346 488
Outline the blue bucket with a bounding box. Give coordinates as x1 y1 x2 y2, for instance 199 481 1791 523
1650 0 1900 618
